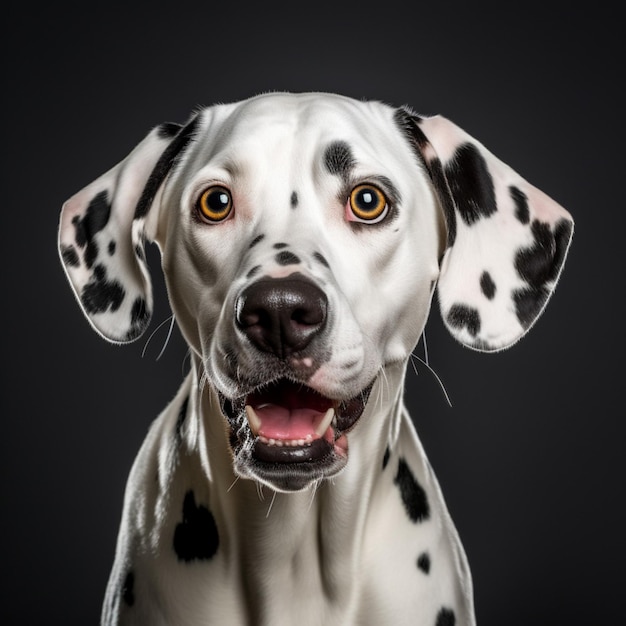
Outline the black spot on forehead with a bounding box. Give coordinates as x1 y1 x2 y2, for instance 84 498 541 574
249 234 265 249
275 251 301 266
290 191 298 208
324 140 355 178
108 240 116 256
273 242 288 249
394 457 430 523
447 304 481 337
313 252 330 268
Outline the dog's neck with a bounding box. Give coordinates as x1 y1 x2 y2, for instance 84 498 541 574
186 357 408 612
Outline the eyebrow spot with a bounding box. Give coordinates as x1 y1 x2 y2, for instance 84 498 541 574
324 141 355 179
290 191 298 208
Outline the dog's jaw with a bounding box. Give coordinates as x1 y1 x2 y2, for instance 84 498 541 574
217 377 374 492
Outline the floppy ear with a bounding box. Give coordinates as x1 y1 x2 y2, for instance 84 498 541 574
58 116 199 343
396 108 574 352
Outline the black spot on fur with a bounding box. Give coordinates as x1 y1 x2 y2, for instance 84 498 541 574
447 304 481 337
324 141 355 178
135 245 144 260
275 251 301 266
122 571 135 607
382 447 390 470
480 271 496 300
108 240 116 256
394 109 458 247
273 242 288 249
73 190 111 269
290 191 298 208
445 143 497 226
247 265 261 279
134 115 200 219
157 121 183 139
417 552 431 574
512 218 572 328
126 297 150 340
394 457 430 523
61 244 79 267
313 252 330 268
81 264 125 314
435 607 456 626
249 234 265 248
510 185 530 224
174 490 219 562
176 395 189 440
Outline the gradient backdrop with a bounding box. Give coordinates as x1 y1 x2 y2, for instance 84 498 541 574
3 3 623 624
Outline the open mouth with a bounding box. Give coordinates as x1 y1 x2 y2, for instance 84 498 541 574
220 378 373 488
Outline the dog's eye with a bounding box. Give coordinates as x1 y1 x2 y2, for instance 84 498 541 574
197 186 233 222
348 184 388 223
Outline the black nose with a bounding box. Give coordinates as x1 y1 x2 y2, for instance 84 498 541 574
236 275 328 358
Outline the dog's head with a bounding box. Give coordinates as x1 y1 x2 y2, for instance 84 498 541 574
59 93 573 492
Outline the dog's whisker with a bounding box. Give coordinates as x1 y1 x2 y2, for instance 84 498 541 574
155 314 176 361
227 476 240 493
256 481 265 502
141 315 174 359
410 352 453 408
265 489 277 518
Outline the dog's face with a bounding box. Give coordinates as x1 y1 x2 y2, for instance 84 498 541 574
157 94 443 490
59 92 573 493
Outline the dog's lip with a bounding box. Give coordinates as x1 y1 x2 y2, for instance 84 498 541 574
220 378 373 464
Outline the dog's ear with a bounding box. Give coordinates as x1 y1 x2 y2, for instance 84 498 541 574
58 116 199 343
396 108 574 352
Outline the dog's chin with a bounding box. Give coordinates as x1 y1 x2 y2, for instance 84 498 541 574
219 378 374 493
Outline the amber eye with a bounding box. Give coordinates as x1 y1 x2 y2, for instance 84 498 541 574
348 184 388 222
197 186 233 222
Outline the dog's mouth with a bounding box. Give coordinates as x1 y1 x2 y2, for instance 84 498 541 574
220 378 373 490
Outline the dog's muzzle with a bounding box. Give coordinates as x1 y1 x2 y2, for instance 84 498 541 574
217 275 373 491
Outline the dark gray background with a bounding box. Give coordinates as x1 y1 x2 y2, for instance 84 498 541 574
3 3 623 624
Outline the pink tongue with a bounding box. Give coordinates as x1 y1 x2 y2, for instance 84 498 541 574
255 404 323 440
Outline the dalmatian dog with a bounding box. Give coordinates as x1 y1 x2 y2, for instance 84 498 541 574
58 92 573 626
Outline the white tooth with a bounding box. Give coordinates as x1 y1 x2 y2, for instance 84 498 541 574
245 405 261 436
259 436 268 444
276 440 283 447
269 438 276 446
315 408 335 437
297 439 305 446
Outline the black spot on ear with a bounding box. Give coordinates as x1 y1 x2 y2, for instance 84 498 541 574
290 191 299 208
435 607 456 626
81 264 125 314
61 244 80 267
73 191 112 269
157 121 183 139
135 115 200 219
445 143 497 227
122 571 135 607
126 297 150 340
393 109 458 248
480 271 496 300
174 490 219 562
276 251 301 266
249 234 265 249
313 252 330 268
382 446 390 470
273 242 288 249
394 458 430 523
417 552 431 574
135 245 145 260
176 395 190 440
510 185 530 224
512 218 572 328
247 265 261 279
324 141 355 178
108 241 116 256
446 304 481 337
